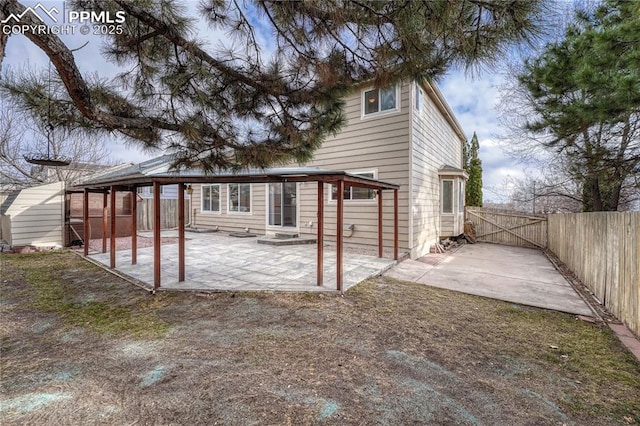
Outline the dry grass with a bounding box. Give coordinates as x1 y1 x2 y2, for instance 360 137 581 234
1 251 639 425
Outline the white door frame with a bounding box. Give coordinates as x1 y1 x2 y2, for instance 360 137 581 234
265 182 300 234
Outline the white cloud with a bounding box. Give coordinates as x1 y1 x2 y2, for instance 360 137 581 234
438 72 524 202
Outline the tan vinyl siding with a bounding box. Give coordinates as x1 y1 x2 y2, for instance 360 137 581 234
186 80 465 259
411 84 465 257
2 181 64 247
190 183 266 234
298 83 411 252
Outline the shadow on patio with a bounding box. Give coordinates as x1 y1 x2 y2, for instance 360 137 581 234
86 230 396 293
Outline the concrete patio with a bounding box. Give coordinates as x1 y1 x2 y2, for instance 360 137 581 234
88 230 396 293
386 243 594 316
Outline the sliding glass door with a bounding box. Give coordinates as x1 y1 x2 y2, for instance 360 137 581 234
268 182 297 228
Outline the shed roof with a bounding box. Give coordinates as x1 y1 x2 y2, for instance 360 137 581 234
75 155 400 191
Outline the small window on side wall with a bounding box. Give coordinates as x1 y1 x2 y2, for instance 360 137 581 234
441 180 453 213
459 181 465 213
415 84 423 111
363 86 397 116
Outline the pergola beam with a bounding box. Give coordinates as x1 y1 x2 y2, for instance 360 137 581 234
317 181 324 287
178 183 185 282
131 187 137 265
102 192 108 253
110 187 116 269
336 179 344 292
153 181 161 289
378 189 383 258
394 189 399 260
83 188 89 256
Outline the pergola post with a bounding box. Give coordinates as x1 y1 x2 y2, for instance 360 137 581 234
317 181 324 286
131 188 137 265
394 189 399 260
110 187 116 269
378 189 383 258
336 179 344 292
153 181 161 289
178 183 185 282
102 192 108 253
83 189 89 256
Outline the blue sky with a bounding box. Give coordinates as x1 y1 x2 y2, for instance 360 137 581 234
2 1 532 202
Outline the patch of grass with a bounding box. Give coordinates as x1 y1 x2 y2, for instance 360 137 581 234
352 277 640 423
1 253 638 425
3 251 169 338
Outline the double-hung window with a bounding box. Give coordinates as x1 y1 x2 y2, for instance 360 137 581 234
363 86 398 116
201 184 221 213
331 171 376 201
228 183 251 213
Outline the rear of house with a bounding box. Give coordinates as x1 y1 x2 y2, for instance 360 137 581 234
189 80 466 259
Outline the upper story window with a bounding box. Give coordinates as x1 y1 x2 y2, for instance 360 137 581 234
331 171 376 201
363 86 398 116
202 184 221 213
228 183 251 213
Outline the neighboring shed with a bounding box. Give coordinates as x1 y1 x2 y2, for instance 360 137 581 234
0 181 65 248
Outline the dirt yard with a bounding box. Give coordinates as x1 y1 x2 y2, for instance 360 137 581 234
1 251 639 425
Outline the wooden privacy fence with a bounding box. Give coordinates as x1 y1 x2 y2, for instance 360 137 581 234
466 207 547 248
137 199 190 231
548 212 640 336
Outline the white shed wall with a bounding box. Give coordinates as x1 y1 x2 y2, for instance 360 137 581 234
2 181 65 247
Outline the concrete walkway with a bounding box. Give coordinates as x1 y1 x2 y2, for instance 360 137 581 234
88 231 395 293
386 243 593 316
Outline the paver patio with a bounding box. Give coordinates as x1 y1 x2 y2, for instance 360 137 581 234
88 230 396 292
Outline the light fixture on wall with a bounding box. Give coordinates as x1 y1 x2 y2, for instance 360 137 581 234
185 184 193 195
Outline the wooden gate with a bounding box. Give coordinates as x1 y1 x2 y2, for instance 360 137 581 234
466 208 547 249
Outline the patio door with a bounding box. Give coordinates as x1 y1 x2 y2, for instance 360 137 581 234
267 182 297 229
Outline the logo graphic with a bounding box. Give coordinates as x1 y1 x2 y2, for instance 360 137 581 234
2 2 126 36
1 3 59 24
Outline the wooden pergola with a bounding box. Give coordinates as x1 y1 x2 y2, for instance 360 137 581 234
74 159 400 292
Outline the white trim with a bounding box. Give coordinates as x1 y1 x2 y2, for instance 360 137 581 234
227 183 252 215
265 182 300 232
327 169 378 204
201 183 221 214
361 84 401 120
